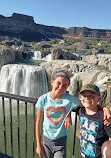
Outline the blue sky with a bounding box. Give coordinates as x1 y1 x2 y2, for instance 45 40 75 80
0 0 111 29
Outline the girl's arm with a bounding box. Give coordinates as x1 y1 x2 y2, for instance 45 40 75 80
36 108 44 157
79 103 111 125
64 112 72 129
98 105 111 126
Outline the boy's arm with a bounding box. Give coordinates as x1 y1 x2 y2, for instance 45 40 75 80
36 109 44 157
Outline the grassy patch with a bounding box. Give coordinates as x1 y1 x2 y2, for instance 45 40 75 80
75 136 81 158
67 125 81 158
107 103 111 108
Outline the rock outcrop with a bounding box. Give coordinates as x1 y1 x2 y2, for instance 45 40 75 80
0 48 15 66
51 47 81 60
83 54 111 70
67 27 111 39
0 48 23 68
40 59 111 106
0 13 66 42
106 84 111 105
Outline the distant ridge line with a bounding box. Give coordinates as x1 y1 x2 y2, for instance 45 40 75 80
0 13 111 42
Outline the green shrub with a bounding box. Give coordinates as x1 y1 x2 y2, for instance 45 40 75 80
104 78 111 86
70 39 81 44
86 50 92 55
107 103 111 108
101 90 107 107
73 80 82 97
51 39 59 44
40 48 44 53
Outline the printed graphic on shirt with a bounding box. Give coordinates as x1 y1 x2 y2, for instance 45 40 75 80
46 106 66 126
80 113 99 157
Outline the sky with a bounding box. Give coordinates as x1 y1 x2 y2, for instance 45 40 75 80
0 0 111 30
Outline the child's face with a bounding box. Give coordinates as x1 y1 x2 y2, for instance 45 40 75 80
80 90 101 109
51 76 70 96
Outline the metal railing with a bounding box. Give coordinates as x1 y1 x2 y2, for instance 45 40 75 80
0 92 78 158
0 92 37 158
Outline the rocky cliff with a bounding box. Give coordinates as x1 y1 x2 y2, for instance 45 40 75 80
40 58 111 106
0 13 111 42
66 27 111 39
0 13 66 42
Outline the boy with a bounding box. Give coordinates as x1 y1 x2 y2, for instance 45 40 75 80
78 84 111 158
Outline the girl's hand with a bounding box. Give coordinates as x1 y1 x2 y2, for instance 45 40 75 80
103 107 111 126
64 112 72 129
36 145 44 157
36 109 44 157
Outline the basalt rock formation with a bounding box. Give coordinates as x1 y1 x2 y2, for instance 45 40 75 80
66 27 111 39
0 13 111 42
51 47 81 60
0 13 66 42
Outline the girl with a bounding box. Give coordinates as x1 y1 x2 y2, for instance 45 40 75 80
36 70 111 158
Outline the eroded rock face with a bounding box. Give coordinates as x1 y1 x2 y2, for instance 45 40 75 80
0 48 15 66
11 13 34 23
0 13 66 41
83 54 111 70
40 60 111 106
0 48 23 68
105 84 111 105
67 27 111 39
1 13 111 42
51 47 81 60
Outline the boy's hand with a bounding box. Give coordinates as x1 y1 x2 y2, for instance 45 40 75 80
64 112 72 129
103 107 111 126
36 145 44 157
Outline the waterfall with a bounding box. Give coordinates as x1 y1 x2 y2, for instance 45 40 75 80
32 51 42 60
0 64 48 98
42 54 51 61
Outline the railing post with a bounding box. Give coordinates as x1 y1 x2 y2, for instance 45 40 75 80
17 100 20 158
2 97 7 156
72 112 77 158
25 102 27 158
33 103 36 158
9 99 13 157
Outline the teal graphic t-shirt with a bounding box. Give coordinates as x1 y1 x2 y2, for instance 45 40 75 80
36 92 81 140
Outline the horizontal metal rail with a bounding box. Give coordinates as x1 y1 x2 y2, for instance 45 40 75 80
0 92 37 104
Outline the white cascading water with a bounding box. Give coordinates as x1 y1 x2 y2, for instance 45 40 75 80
0 64 48 99
32 50 51 61
32 51 42 60
42 54 51 61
